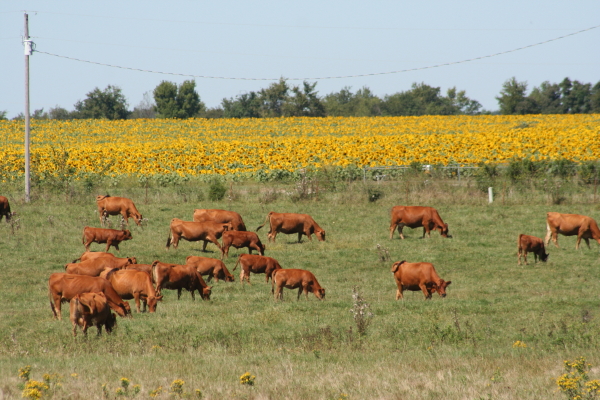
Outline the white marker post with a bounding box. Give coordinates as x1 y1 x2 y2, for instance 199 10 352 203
488 187 493 203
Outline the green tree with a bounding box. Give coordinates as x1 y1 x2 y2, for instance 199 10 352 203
153 80 205 118
130 91 156 119
560 78 592 114
48 106 72 120
222 92 261 118
382 83 460 116
591 81 600 113
73 85 130 120
496 77 538 115
0 110 7 120
282 81 326 117
529 81 562 114
446 87 482 115
258 78 289 117
323 86 382 116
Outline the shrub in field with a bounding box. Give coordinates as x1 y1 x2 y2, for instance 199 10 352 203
350 287 373 336
556 357 600 400
208 178 227 201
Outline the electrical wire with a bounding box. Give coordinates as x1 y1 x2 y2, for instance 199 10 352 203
34 24 599 81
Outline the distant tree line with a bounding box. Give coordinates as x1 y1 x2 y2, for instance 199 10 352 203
2 76 599 121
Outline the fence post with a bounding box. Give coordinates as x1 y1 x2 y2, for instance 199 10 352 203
488 187 494 203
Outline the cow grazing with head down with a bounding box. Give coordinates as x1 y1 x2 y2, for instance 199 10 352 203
96 195 143 227
166 218 232 252
65 257 132 277
102 269 162 313
545 212 600 250
0 196 13 222
151 261 212 300
272 269 325 301
185 256 235 282
48 273 131 320
73 252 137 266
69 292 117 336
193 209 247 231
256 212 325 243
82 227 132 252
389 206 451 240
518 234 549 265
391 261 451 300
233 254 281 284
220 231 265 259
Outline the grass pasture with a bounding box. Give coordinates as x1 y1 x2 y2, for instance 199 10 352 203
1 179 600 399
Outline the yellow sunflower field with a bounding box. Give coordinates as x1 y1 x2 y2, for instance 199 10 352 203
0 115 599 181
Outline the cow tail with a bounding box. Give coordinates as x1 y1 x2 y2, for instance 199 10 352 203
151 262 159 287
233 255 242 271
256 212 271 232
166 229 172 249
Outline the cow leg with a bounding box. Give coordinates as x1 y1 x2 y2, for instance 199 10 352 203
533 252 538 263
134 293 142 313
177 288 182 300
221 245 229 260
395 282 404 300
389 222 398 239
105 240 113 252
269 231 277 243
202 240 208 252
419 283 431 300
298 232 304 243
113 243 120 252
576 234 582 250
297 287 303 301
206 235 222 252
584 237 591 249
398 224 406 240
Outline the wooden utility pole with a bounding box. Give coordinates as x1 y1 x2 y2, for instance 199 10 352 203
24 13 32 202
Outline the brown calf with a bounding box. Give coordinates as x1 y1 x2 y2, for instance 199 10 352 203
82 227 132 252
69 292 117 336
272 269 325 301
517 234 549 265
391 261 451 300
233 254 282 284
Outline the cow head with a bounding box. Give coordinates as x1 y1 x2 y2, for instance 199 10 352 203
121 230 133 240
224 272 235 282
105 312 118 333
440 223 451 238
316 229 326 241
539 251 549 262
201 286 212 300
223 222 234 231
146 295 163 313
315 287 326 300
432 280 452 298
127 257 137 265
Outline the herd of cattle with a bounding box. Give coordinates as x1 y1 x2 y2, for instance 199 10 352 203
2 193 600 337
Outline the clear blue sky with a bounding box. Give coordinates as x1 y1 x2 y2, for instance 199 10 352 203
1 1 599 118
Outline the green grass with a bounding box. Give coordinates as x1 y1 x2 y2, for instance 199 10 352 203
1 178 600 399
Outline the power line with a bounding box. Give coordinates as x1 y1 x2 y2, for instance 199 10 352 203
35 24 599 81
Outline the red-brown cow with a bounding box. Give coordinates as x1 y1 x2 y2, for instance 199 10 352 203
220 231 265 259
517 234 549 265
69 292 117 336
272 269 325 301
233 254 281 284
0 195 13 222
256 212 325 243
193 209 247 231
389 206 451 240
82 227 132 252
103 269 162 313
151 261 212 300
48 273 131 320
96 195 143 227
73 252 137 266
185 256 235 282
391 261 451 300
65 257 132 277
166 218 232 251
124 263 153 277
545 212 600 250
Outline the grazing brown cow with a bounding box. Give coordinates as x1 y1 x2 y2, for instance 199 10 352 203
391 261 451 300
48 273 131 320
517 234 549 265
65 257 132 277
73 252 137 266
103 269 162 313
96 195 143 227
256 212 325 243
69 292 117 336
233 254 282 284
545 212 600 250
193 209 247 231
185 256 235 282
272 269 325 301
82 227 132 252
0 195 12 222
220 231 266 259
151 261 212 300
389 206 450 239
166 218 232 251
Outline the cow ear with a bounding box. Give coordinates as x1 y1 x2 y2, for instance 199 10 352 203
445 281 452 286
156 295 163 301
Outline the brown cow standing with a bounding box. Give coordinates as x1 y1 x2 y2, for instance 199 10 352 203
185 256 235 282
165 218 231 251
0 196 12 222
69 292 117 336
103 269 162 313
193 209 247 231
96 195 143 227
256 212 325 243
389 206 451 239
545 212 600 250
65 257 132 277
48 273 131 320
73 252 137 266
391 261 451 300
272 269 325 301
233 254 281 284
82 227 132 252
151 261 212 300
517 234 549 265
220 231 266 259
